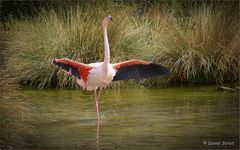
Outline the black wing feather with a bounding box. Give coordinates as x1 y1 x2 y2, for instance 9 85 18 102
52 60 81 79
113 63 170 81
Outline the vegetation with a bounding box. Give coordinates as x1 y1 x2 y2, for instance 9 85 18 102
0 1 238 148
0 71 33 148
1 1 239 88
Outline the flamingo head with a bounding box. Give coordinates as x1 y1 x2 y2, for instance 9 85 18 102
102 15 113 28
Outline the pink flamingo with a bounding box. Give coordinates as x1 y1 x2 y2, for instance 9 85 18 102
51 16 170 121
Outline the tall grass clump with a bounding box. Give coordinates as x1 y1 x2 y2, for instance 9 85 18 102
4 4 151 88
0 71 33 148
2 2 239 87
138 3 239 85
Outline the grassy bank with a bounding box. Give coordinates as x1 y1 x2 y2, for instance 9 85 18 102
1 1 239 88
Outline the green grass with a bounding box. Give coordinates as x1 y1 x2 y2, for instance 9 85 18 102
139 4 239 85
1 2 239 88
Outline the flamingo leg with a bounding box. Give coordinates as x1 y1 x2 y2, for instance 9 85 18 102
94 89 100 122
97 88 101 103
94 88 101 149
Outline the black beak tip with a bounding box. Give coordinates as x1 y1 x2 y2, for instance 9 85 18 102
109 16 113 21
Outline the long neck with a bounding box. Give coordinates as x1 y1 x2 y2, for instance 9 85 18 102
103 26 110 64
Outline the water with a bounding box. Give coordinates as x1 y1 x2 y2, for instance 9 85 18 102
23 85 239 149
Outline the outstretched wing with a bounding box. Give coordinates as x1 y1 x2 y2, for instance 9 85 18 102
51 58 92 82
112 59 170 81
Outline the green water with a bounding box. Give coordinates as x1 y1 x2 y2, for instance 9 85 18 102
23 85 239 149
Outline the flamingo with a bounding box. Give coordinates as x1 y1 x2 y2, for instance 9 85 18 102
51 16 170 121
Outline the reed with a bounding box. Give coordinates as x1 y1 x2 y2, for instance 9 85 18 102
1 2 239 87
137 3 239 85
